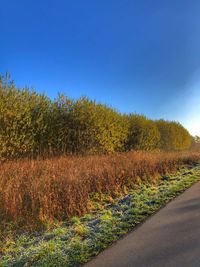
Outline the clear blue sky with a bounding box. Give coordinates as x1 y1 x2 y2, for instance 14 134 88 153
0 0 200 135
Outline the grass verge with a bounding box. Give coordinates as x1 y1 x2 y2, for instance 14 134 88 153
0 164 200 267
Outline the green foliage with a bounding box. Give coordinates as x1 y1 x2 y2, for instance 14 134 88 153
54 96 129 154
0 76 51 159
0 74 193 159
126 114 160 150
156 120 192 151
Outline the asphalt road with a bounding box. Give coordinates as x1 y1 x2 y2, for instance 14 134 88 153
85 181 200 267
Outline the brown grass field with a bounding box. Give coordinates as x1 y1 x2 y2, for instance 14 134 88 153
0 151 200 230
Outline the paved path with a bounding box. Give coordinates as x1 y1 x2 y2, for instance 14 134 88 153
85 181 200 267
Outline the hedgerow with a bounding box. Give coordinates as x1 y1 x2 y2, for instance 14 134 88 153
156 119 192 151
0 74 192 159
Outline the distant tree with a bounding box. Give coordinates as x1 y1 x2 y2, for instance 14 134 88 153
194 136 200 143
190 136 200 151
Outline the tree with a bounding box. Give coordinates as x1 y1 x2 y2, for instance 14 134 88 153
0 75 51 158
126 114 160 151
156 120 192 151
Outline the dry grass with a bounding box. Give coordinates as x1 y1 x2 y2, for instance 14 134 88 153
0 151 199 226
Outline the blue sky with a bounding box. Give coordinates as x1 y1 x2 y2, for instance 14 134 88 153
0 0 200 135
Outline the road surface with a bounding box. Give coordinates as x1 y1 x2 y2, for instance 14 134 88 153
85 181 200 267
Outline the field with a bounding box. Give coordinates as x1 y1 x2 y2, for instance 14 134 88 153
0 151 199 225
0 151 200 266
1 3 200 266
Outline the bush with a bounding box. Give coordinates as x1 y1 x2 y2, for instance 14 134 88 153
126 114 160 151
0 74 194 158
0 76 51 159
43 96 129 154
156 120 192 151
68 98 129 154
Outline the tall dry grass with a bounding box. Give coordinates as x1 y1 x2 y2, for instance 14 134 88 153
0 151 199 224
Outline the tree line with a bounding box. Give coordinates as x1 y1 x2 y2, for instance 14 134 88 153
0 74 193 159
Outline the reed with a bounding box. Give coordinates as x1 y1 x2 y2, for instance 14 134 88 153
0 151 199 225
